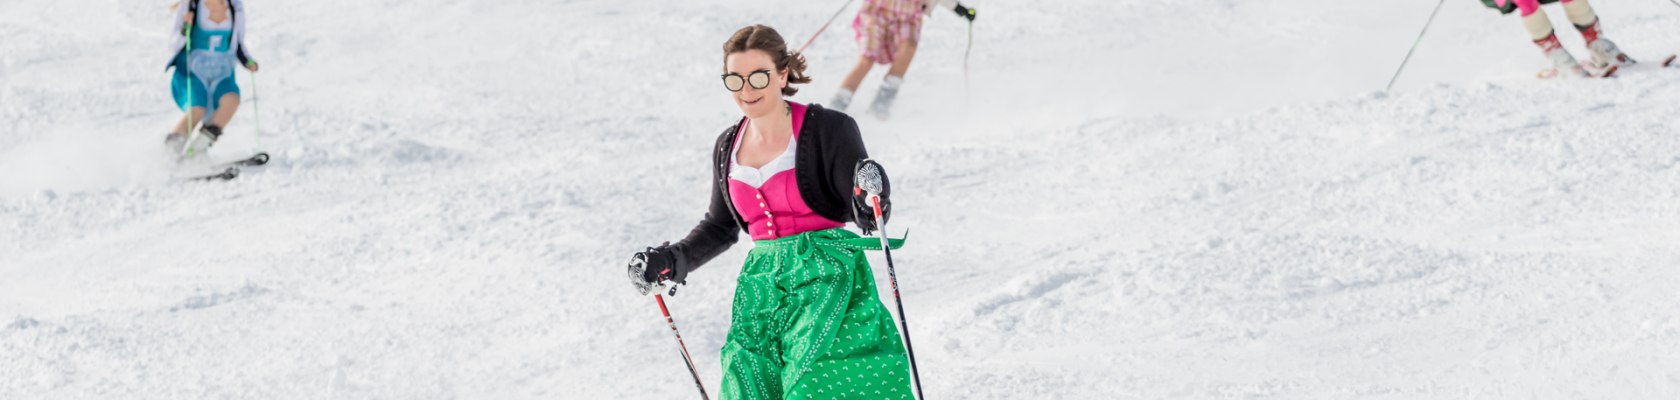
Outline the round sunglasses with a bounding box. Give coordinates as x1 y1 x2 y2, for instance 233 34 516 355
722 70 773 92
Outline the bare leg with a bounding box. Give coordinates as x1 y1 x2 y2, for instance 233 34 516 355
209 93 241 128
841 57 875 93
173 107 208 135
886 38 919 78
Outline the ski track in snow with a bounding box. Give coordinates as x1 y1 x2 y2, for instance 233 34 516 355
3 0 1680 398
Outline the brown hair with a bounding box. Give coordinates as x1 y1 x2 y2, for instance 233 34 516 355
722 25 811 96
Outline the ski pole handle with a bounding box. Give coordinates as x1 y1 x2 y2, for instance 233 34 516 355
628 253 657 296
953 3 976 21
856 159 885 195
629 251 682 297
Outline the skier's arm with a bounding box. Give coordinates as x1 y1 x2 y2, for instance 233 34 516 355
923 0 976 21
172 3 191 35
663 131 744 283
236 47 257 70
233 0 258 71
164 3 192 71
829 115 892 233
666 190 739 283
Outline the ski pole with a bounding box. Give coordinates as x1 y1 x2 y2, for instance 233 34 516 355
964 20 974 108
631 254 711 400
854 160 926 400
797 0 858 54
654 292 709 400
963 19 973 78
1385 0 1446 92
960 4 975 105
249 68 262 151
179 20 201 158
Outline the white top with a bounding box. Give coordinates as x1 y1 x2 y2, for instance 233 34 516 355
164 0 253 68
198 7 234 30
729 130 798 189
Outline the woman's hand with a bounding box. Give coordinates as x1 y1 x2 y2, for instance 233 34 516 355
184 12 194 24
852 159 892 235
629 243 685 294
244 61 260 72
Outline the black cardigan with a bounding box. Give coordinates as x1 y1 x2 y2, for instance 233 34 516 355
668 103 889 281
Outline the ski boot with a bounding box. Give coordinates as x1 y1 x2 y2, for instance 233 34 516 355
1575 19 1632 68
830 88 855 112
183 125 222 158
868 75 903 120
1535 33 1590 79
164 132 189 155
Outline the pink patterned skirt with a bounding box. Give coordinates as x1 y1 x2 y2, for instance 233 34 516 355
852 0 924 64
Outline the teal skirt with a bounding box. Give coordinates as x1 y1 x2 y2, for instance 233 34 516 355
170 51 240 115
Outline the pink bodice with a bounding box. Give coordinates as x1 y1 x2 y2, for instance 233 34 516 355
727 102 845 240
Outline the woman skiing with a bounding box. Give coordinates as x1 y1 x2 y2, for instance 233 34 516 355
1484 0 1628 78
164 0 259 156
627 24 915 400
829 0 974 119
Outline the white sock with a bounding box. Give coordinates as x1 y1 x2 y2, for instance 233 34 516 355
1522 10 1556 41
881 75 904 90
1563 0 1597 27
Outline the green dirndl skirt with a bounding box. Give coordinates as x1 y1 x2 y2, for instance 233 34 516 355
719 228 913 400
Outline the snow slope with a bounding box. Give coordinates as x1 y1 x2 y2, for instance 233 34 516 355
3 0 1679 398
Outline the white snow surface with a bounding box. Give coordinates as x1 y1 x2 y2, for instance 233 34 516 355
4 0 1680 398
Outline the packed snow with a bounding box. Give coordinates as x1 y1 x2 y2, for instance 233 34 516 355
3 0 1679 398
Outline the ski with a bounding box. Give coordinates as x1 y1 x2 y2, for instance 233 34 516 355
1537 63 1617 79
169 152 263 183
181 167 241 182
1665 54 1676 68
1592 64 1619 78
212 152 270 169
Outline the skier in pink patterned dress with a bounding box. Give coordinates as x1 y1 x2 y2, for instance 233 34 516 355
1485 0 1630 78
828 0 974 119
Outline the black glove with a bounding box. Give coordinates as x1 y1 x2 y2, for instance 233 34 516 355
853 190 891 235
628 243 686 295
954 3 976 22
852 159 892 235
